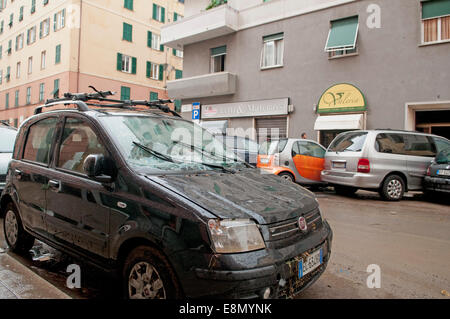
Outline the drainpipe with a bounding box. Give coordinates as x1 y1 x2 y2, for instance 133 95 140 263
76 0 83 92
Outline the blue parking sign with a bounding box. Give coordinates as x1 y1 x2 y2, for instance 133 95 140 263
192 103 201 120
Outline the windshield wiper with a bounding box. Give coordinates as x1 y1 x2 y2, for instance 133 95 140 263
133 142 175 163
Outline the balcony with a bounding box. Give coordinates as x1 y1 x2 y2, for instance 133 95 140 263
161 5 238 49
167 72 237 99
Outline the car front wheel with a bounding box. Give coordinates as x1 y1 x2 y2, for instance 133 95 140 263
3 202 35 253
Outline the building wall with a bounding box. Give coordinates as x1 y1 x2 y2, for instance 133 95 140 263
180 0 450 140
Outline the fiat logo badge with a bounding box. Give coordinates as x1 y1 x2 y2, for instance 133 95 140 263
298 217 307 232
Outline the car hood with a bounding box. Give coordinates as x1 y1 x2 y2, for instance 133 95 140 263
146 169 318 224
0 153 12 175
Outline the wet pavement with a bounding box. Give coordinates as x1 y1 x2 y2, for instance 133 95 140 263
0 188 449 299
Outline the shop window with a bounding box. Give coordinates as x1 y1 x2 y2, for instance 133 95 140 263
325 16 359 58
210 46 226 73
261 33 284 68
421 0 450 44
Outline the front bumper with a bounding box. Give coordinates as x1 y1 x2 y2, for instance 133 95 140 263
424 176 450 193
176 220 333 299
321 170 381 189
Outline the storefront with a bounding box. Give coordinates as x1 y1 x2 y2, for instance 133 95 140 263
314 83 367 147
181 98 292 143
405 101 450 140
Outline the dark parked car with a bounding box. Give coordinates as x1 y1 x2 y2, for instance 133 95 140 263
424 148 450 195
0 91 332 299
0 122 17 192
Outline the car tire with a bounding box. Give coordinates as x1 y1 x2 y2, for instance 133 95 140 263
278 172 295 183
3 202 35 253
122 245 182 299
380 175 405 201
334 185 357 196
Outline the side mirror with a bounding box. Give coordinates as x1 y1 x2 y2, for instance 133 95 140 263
83 154 116 183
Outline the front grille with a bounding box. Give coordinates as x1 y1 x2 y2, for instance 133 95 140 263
0 174 6 183
268 208 323 241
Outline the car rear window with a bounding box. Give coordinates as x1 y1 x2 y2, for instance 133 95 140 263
0 128 17 153
259 139 288 155
328 132 368 153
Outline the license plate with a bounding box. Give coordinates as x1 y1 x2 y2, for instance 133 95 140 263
298 248 323 278
437 169 450 176
332 162 346 169
260 158 270 164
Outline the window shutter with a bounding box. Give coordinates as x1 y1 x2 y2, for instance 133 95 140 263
422 0 450 19
147 31 152 47
174 13 178 22
161 7 165 23
55 45 61 63
132 57 137 74
160 44 164 51
150 92 158 101
153 4 158 20
172 48 177 56
39 22 43 38
62 9 66 27
54 13 57 31
117 53 123 71
158 64 164 81
146 61 151 78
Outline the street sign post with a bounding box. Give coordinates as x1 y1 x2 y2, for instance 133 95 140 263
192 103 201 120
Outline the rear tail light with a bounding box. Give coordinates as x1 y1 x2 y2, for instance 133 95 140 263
357 158 370 173
426 166 431 176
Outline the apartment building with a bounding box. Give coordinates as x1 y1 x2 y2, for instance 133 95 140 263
162 0 450 146
0 0 184 127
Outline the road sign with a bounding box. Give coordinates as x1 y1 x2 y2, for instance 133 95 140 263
192 103 201 120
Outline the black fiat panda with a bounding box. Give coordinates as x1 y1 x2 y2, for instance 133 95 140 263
1 92 333 299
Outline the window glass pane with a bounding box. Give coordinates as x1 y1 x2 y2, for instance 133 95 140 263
402 134 436 157
58 118 107 173
375 133 406 154
23 118 58 164
434 137 450 153
263 41 275 67
329 132 367 152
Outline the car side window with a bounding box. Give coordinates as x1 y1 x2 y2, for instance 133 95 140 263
292 142 300 156
402 134 436 157
22 117 58 165
375 133 406 154
298 141 326 158
57 117 107 174
434 137 450 153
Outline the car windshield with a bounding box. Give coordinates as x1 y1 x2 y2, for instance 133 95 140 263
0 128 17 153
259 139 288 155
328 132 368 153
436 148 450 164
99 115 247 173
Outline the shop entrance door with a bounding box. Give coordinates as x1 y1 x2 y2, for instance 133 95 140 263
415 110 450 140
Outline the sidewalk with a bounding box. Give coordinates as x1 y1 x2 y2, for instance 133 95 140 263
0 248 71 299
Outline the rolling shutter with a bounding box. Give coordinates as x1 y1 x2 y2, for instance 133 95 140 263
256 117 288 142
422 0 450 19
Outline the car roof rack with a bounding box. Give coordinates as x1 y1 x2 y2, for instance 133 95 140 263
34 86 181 118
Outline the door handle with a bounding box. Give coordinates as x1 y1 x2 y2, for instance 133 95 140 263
14 169 23 180
48 180 60 190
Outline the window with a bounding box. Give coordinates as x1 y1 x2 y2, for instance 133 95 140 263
27 26 37 45
329 132 368 152
294 141 326 158
7 40 12 55
16 33 24 51
0 70 2 85
14 90 19 107
174 100 182 112
146 62 159 80
57 118 107 174
0 21 3 34
31 0 36 14
39 83 45 101
117 53 136 74
175 69 183 79
52 79 59 98
261 33 284 68
422 0 450 43
28 57 33 74
375 133 436 157
173 48 183 57
6 66 10 82
23 117 58 165
40 18 50 38
150 91 158 101
124 0 133 10
9 13 13 28
123 22 132 42
41 51 46 69
121 86 131 100
16 62 21 78
44 0 49 5
5 93 9 109
26 87 31 104
325 16 359 58
153 4 165 23
19 6 24 22
0 45 2 60
55 44 61 64
434 136 450 153
54 9 66 31
210 46 226 73
173 12 183 22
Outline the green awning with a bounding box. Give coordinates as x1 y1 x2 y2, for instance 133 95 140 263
210 45 227 56
422 0 450 19
325 16 359 52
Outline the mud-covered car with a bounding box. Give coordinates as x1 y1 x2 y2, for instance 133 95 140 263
0 91 332 299
0 122 17 192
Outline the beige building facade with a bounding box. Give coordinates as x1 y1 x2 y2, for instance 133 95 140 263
0 0 184 127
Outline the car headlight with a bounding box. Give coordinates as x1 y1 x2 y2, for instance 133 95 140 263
207 219 266 253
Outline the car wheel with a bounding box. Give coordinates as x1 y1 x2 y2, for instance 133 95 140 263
3 202 35 253
380 175 405 201
123 246 182 299
278 172 295 183
334 185 357 196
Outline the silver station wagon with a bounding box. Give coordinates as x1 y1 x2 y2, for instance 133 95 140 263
321 130 450 201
